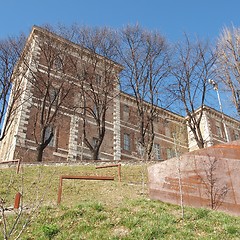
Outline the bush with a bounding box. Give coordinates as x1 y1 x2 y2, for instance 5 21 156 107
42 224 60 239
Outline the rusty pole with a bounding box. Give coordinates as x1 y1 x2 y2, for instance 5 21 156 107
118 164 121 182
14 192 21 209
57 175 114 204
16 159 21 174
57 176 63 205
96 164 122 182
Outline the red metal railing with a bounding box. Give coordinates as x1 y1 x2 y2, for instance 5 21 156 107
57 175 114 204
96 163 121 182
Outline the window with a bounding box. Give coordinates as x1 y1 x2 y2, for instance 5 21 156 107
166 148 171 159
154 143 161 160
93 104 102 118
49 87 59 104
79 70 88 80
93 104 97 116
123 133 130 151
92 137 98 148
54 56 63 71
164 121 171 137
167 148 175 159
95 74 102 85
216 122 223 138
44 126 54 147
234 130 239 140
123 105 130 121
154 115 159 123
123 105 129 113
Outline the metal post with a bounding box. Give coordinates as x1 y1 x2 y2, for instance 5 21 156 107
16 159 21 174
209 79 229 142
14 192 21 209
96 164 121 182
118 164 121 182
215 89 229 142
57 176 63 205
57 175 115 204
236 90 240 115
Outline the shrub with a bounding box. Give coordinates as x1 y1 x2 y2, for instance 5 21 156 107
42 224 60 239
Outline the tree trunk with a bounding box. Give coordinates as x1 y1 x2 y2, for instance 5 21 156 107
36 145 44 162
196 140 205 149
92 150 99 160
146 141 154 161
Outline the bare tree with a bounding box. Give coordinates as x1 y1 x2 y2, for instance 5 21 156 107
217 25 240 114
0 35 26 141
0 164 57 239
117 25 170 160
24 27 74 162
173 124 186 220
71 26 121 160
196 155 229 210
170 35 216 149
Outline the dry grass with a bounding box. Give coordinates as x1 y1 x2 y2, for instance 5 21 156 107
0 163 148 212
1 163 240 240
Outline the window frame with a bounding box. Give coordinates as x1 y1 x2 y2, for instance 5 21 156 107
123 133 130 151
154 143 161 160
215 122 223 138
123 104 130 121
44 125 55 147
54 56 63 71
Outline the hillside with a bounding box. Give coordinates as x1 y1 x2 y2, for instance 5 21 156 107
1 163 240 239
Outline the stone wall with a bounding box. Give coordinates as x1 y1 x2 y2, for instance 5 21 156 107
148 140 240 216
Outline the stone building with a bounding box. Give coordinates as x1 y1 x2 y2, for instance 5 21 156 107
0 26 122 162
0 26 240 162
120 92 188 160
187 106 240 151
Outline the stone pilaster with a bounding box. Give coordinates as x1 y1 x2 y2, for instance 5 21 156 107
67 115 79 161
16 35 39 147
113 88 121 160
201 111 213 147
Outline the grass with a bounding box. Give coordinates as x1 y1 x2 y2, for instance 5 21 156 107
1 163 240 239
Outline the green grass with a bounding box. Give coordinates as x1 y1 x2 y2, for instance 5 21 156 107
1 164 240 239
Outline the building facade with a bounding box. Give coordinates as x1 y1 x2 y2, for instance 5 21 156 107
187 106 240 151
120 92 188 160
0 26 240 162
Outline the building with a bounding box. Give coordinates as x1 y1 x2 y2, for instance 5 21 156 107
187 105 240 151
120 92 188 160
0 26 240 162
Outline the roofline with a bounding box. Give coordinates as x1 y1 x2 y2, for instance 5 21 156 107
189 105 240 124
120 91 185 121
29 25 124 72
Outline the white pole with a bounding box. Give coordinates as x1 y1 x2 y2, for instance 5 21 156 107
216 89 229 142
209 79 229 142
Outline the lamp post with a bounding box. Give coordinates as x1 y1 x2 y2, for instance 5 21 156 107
236 90 240 115
209 79 229 142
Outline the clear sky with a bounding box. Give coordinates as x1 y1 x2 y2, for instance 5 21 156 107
1 0 240 43
1 0 240 116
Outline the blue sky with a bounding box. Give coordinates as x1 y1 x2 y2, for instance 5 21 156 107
1 0 240 42
1 0 240 116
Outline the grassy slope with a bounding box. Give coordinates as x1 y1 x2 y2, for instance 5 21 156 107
1 164 240 239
